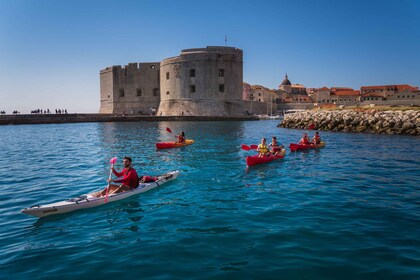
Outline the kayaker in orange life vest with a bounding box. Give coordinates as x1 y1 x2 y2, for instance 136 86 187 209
257 138 270 157
298 133 312 145
176 131 185 143
312 131 321 145
268 136 284 155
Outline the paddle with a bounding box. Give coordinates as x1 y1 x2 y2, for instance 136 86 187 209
241 144 258 151
105 157 117 203
166 127 172 133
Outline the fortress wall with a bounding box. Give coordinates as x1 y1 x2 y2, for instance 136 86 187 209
99 63 160 114
158 46 244 116
99 68 114 113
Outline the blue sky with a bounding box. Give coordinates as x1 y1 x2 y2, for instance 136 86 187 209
1 0 419 113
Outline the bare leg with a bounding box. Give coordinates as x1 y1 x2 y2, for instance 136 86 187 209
109 184 131 194
93 184 120 197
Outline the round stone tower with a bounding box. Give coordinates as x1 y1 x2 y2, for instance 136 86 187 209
158 46 244 116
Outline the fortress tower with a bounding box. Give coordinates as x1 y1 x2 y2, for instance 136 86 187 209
157 46 245 116
99 62 160 114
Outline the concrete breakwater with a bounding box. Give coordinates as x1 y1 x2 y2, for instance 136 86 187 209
278 109 420 136
0 114 258 125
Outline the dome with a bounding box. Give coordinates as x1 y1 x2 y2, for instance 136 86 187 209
280 74 291 86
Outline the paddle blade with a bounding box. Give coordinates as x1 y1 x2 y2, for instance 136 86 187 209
250 144 258 150
308 123 315 130
166 127 172 133
109 157 117 165
241 144 251 151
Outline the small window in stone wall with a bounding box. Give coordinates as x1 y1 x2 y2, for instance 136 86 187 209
108 95 110 99
136 89 142 96
153 88 159 96
190 69 195 77
166 91 170 95
218 69 224 77
190 85 196 93
166 72 170 79
219 84 225 92
119 89 124 97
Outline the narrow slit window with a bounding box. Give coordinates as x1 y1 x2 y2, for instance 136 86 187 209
219 84 225 92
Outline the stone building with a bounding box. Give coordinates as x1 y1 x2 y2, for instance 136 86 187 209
100 46 245 116
99 63 160 114
158 46 244 116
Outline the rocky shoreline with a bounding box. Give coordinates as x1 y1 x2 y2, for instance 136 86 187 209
278 109 420 136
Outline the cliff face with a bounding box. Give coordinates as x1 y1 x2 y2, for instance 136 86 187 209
278 109 420 136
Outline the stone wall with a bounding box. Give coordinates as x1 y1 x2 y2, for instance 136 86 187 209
99 63 161 114
279 109 420 136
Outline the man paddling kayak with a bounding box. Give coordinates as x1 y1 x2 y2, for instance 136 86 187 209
93 157 139 197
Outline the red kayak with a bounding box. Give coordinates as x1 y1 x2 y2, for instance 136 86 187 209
246 149 286 167
156 139 194 149
289 141 325 151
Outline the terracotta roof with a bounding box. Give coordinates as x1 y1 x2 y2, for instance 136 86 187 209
331 87 353 92
396 85 418 91
331 90 360 96
318 87 330 91
292 84 305 88
361 84 418 91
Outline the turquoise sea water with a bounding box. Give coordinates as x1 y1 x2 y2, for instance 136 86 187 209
0 120 419 280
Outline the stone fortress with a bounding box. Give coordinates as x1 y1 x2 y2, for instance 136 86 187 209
100 46 420 116
100 46 244 116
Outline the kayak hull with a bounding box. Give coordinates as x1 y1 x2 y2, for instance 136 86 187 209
21 170 179 218
156 139 194 149
290 141 326 151
246 149 286 167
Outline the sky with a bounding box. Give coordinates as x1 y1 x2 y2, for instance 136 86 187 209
0 0 419 113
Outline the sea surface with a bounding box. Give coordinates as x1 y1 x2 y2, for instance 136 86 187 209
0 120 419 280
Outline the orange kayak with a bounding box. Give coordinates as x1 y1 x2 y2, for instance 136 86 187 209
156 139 194 149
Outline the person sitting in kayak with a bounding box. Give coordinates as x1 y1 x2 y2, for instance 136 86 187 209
268 136 284 155
298 133 312 145
94 157 139 197
176 131 185 143
312 131 321 145
257 138 270 157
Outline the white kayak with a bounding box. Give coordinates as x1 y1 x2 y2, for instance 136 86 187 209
21 170 179 218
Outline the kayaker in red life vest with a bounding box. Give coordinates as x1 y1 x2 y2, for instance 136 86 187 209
268 136 284 155
176 131 185 143
298 133 312 145
257 138 270 157
312 132 321 145
93 157 139 197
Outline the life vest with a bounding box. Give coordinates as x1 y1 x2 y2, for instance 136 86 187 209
258 144 269 154
178 135 185 143
313 135 321 144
